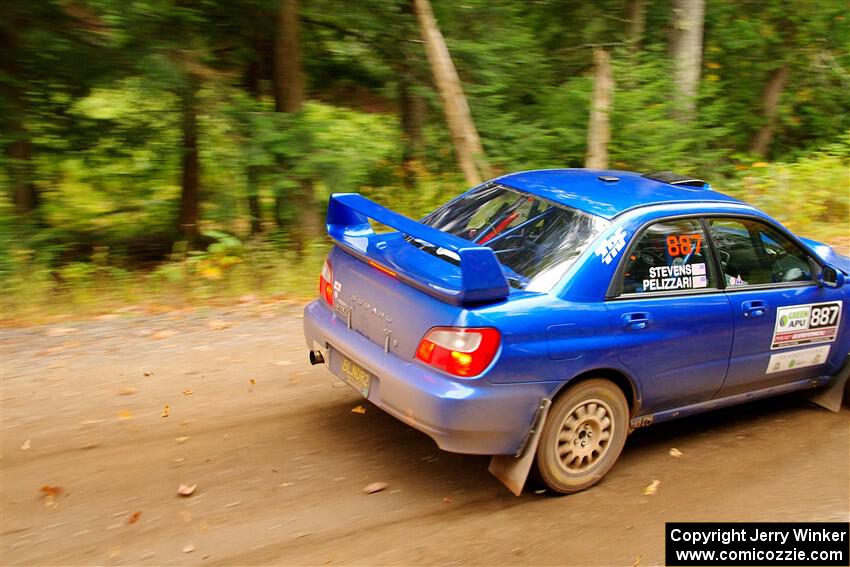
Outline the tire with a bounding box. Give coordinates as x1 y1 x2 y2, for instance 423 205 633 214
534 378 629 494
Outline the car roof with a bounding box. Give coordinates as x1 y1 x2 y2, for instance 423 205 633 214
496 168 745 220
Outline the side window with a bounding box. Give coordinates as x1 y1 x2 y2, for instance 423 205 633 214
620 219 716 294
706 218 812 287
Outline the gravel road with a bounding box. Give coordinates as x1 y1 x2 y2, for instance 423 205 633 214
2 302 848 566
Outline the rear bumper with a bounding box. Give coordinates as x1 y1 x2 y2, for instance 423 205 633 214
302 300 556 455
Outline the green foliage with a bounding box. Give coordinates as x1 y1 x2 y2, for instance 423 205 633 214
1 0 849 322
722 135 850 234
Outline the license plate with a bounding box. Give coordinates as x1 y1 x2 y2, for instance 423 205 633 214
340 356 371 397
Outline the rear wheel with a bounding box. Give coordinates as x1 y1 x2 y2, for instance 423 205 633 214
535 379 629 494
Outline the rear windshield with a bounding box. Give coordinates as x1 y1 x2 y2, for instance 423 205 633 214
416 183 609 291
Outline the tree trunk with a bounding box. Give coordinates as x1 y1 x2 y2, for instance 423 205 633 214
585 48 614 170
178 87 200 241
273 0 317 254
413 0 490 186
671 0 704 121
399 77 425 189
750 64 791 158
274 0 304 113
627 0 646 50
247 169 263 235
1 18 38 214
6 137 38 213
245 32 264 235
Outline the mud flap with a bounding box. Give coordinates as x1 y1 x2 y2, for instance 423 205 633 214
488 398 551 496
804 355 850 413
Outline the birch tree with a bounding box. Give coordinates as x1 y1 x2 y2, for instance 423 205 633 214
671 0 705 120
585 48 614 169
413 0 490 186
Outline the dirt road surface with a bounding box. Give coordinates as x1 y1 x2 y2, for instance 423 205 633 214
3 303 848 566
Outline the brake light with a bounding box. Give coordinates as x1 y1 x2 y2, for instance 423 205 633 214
415 327 500 377
319 258 334 306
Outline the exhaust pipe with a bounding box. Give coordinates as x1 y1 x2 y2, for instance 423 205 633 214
309 350 325 365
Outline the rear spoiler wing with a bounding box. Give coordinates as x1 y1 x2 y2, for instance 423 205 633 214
327 193 510 304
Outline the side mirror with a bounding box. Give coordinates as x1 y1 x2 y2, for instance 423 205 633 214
818 265 845 289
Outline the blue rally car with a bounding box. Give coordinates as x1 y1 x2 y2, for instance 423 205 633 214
303 169 850 495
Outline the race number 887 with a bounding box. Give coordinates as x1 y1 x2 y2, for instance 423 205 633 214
810 304 840 328
666 234 702 256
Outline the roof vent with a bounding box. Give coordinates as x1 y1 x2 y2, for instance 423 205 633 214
598 175 619 183
643 171 710 190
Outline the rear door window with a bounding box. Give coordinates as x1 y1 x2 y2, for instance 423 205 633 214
619 218 717 295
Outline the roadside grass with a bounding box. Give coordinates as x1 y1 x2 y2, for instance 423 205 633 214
2 220 846 327
0 240 328 326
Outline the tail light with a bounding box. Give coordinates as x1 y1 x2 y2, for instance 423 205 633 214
415 327 500 378
319 258 334 306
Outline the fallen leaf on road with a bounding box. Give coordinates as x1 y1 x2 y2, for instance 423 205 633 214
363 482 387 494
21 439 31 450
127 511 142 524
249 379 256 386
117 410 134 420
177 484 197 497
351 405 367 415
182 389 193 396
161 405 170 418
175 436 190 444
40 485 62 497
41 485 62 508
669 448 683 458
118 387 137 396
643 479 660 496
182 544 195 553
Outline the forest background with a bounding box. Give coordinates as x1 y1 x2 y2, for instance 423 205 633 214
2 0 848 322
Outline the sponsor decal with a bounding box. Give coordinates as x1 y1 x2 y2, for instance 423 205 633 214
766 345 831 374
642 262 709 292
595 227 627 265
771 301 842 350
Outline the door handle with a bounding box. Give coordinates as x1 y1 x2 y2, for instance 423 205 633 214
742 300 767 318
622 312 652 330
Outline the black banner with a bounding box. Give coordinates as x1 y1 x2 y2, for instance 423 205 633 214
666 522 849 566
